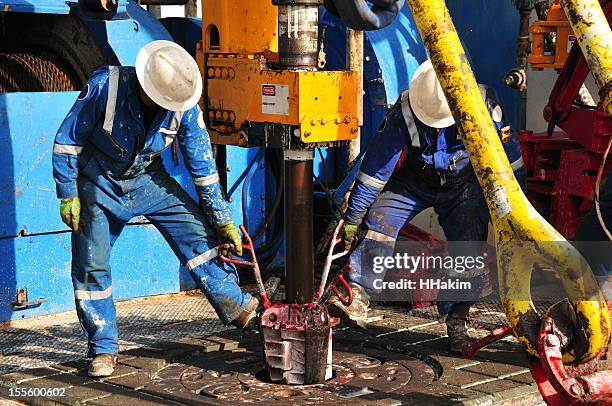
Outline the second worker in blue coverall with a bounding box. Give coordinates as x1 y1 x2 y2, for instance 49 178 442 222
52 41 259 377
330 60 526 353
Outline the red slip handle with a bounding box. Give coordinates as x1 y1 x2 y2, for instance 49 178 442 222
217 225 271 310
217 244 255 268
217 224 255 266
330 267 354 306
218 246 253 267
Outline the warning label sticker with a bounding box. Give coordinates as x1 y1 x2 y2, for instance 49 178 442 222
262 84 289 116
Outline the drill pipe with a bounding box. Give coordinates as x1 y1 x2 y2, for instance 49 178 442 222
284 156 314 304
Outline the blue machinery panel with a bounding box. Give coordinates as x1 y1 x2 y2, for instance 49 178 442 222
0 0 181 322
446 0 521 130
0 93 180 322
0 1 522 322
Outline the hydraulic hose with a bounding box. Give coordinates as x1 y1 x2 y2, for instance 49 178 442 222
323 0 405 30
407 0 609 364
235 149 284 270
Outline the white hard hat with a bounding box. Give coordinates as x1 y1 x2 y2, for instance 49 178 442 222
135 40 203 112
408 59 455 129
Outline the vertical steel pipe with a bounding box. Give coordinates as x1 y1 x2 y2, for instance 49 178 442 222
284 151 314 304
560 0 612 114
406 0 609 364
341 28 364 212
346 28 364 165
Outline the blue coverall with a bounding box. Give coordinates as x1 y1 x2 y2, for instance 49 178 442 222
52 66 251 357
344 85 526 315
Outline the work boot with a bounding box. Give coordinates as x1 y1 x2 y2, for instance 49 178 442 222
446 303 471 354
328 282 370 329
232 296 260 330
232 276 282 330
88 354 118 378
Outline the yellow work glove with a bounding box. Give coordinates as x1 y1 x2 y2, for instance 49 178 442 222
341 222 360 250
60 197 81 232
216 221 243 256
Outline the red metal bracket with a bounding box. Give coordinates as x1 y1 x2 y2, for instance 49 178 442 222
463 319 612 405
535 317 612 405
324 264 354 307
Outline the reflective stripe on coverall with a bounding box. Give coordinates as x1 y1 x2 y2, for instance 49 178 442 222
52 66 251 356
345 85 526 315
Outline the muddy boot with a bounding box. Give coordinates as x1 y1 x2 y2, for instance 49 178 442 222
446 303 471 354
232 296 260 330
88 353 118 378
328 282 370 329
231 277 281 331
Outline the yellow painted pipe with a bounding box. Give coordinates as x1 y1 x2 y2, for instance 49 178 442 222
561 0 612 115
406 0 610 364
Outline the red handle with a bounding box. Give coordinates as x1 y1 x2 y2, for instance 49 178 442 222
462 325 513 358
218 244 254 267
217 226 270 310
330 271 354 307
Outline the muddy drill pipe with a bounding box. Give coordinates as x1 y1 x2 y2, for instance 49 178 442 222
284 151 314 304
406 0 609 364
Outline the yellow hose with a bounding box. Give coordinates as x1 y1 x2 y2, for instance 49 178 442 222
406 0 610 364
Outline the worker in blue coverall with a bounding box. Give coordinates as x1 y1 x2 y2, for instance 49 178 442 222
330 60 526 353
52 41 259 377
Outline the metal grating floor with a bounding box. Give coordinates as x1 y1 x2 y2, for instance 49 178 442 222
0 291 229 375
406 300 557 331
0 282 545 376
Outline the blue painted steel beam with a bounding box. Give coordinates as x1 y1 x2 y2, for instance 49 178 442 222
74 0 173 66
160 17 202 58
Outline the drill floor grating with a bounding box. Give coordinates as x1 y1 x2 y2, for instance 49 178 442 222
0 285 545 375
0 291 228 374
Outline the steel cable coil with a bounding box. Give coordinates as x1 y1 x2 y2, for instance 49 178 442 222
0 52 80 93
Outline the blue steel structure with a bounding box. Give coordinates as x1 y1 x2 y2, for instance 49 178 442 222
0 0 521 322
